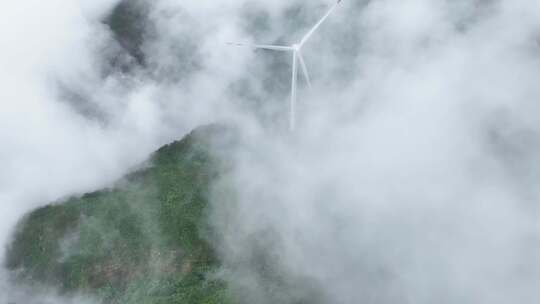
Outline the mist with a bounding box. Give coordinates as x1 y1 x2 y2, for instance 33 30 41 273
0 0 229 301
207 0 540 303
2 0 540 303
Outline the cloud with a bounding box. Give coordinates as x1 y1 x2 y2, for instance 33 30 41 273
200 0 540 303
2 0 540 303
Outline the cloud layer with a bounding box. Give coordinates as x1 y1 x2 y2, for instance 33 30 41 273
2 0 540 303
204 0 540 303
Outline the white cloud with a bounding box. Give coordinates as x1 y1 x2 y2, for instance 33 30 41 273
2 0 540 303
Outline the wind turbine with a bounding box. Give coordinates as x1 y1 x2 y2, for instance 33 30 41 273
229 0 342 131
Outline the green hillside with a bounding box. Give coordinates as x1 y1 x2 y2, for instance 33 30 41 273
5 125 236 304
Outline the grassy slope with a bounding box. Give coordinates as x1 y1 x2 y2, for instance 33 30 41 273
5 125 234 304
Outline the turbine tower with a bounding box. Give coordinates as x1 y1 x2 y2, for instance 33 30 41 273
229 0 342 131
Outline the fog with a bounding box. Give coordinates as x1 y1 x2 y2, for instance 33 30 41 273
2 0 540 303
208 0 540 303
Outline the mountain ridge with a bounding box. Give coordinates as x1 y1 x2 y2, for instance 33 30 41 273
5 124 237 304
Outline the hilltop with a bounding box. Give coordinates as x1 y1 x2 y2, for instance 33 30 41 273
5 125 236 304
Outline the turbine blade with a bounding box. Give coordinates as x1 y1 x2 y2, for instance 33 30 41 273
297 51 312 88
299 0 342 47
290 51 298 131
227 42 293 52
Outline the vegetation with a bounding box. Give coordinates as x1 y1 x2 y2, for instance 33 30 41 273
104 0 149 67
5 125 235 304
